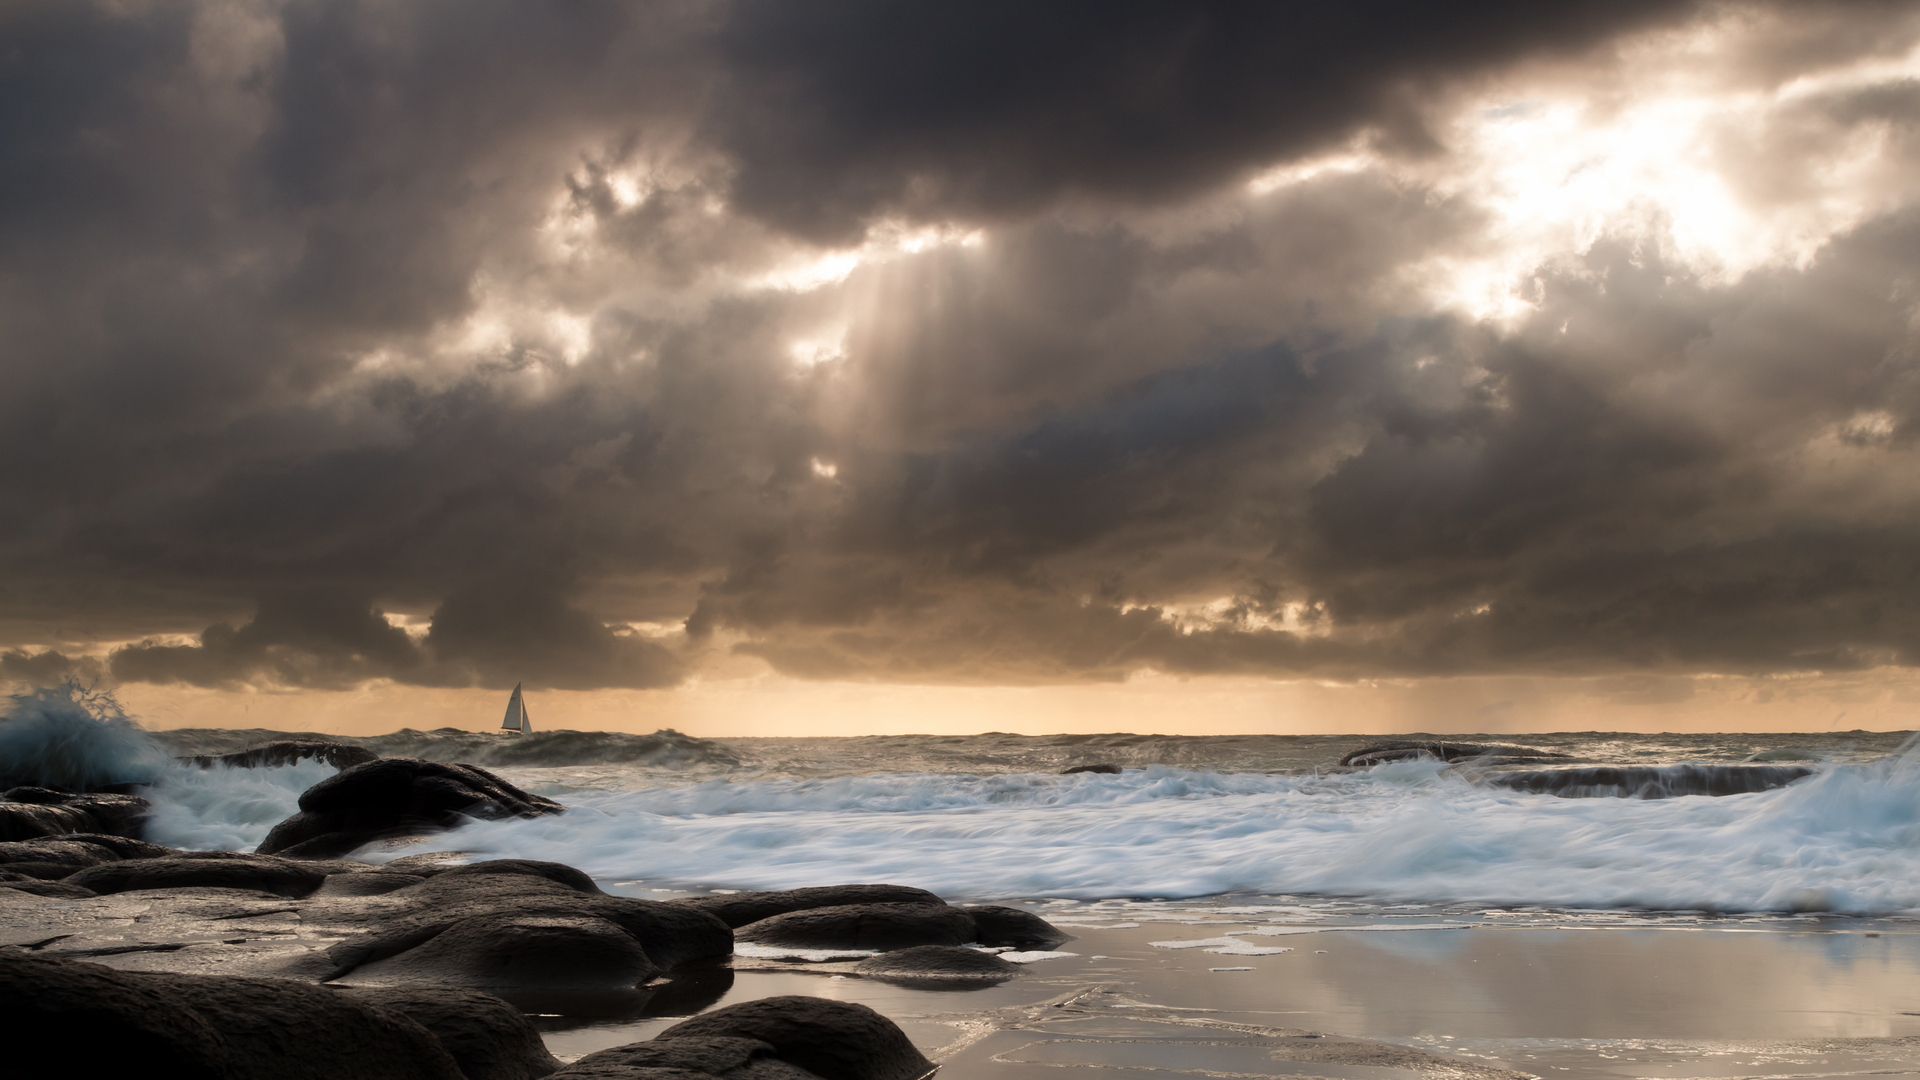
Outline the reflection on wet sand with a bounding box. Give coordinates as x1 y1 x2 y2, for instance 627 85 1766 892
545 902 1920 1080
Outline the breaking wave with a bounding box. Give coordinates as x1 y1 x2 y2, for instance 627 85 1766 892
0 684 170 790
412 749 1920 913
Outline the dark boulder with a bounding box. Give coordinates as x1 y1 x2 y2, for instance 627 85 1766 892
1061 764 1121 774
1339 741 1569 767
551 1035 819 1080
854 944 1023 985
322 868 733 987
186 740 380 772
65 853 331 897
336 914 661 989
654 996 935 1080
0 950 467 1080
735 902 976 951
256 758 565 857
671 884 943 929
0 950 232 1075
335 985 563 1080
0 788 149 840
962 904 1070 948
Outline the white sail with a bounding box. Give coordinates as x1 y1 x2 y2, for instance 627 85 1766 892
501 682 530 733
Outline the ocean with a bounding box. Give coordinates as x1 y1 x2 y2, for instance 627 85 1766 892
14 712 1920 1077
137 726 1920 916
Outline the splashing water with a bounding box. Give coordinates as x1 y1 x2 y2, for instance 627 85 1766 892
0 683 170 790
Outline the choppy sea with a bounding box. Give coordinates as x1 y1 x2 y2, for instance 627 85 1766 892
132 726 1920 917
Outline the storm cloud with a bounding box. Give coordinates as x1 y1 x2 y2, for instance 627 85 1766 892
3 0 1919 693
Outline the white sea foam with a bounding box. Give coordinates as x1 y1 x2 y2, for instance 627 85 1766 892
137 741 1920 914
139 759 336 851
408 753 1920 913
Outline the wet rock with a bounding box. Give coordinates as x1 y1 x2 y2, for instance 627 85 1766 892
671 884 943 929
430 858 601 893
1485 763 1815 799
854 944 1024 985
551 1034 819 1080
0 950 466 1080
735 902 976 951
6 832 174 860
0 875 97 897
1339 741 1568 767
381 851 479 875
654 996 935 1080
337 914 661 989
963 904 1071 948
65 853 331 897
1062 763 1121 774
314 871 428 897
335 985 563 1080
256 758 565 857
0 788 149 840
186 740 380 771
322 865 732 987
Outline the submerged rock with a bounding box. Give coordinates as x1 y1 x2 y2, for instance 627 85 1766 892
735 902 976 951
1339 741 1569 767
255 758 565 858
185 740 379 772
1061 763 1121 774
728 894 1070 953
854 944 1024 985
1484 763 1815 799
671 884 944 929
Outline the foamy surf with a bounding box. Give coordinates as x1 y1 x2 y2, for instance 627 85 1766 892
16 700 1913 916
314 751 1920 915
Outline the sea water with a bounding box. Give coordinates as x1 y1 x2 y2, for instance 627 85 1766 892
124 725 1920 916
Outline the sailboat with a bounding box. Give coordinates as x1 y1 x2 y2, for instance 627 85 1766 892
500 682 532 734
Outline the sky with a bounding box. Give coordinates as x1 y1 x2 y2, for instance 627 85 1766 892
6 0 1920 737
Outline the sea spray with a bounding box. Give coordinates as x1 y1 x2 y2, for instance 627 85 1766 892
139 758 338 851
0 683 169 790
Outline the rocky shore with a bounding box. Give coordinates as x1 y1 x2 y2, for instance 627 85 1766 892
0 742 1051 1079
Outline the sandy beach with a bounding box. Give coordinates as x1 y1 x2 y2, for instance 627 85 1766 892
526 895 1920 1080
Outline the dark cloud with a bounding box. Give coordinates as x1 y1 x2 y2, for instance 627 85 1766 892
1 0 1917 694
710 0 1701 240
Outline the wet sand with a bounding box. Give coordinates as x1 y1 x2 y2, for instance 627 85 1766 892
554 896 1920 1080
